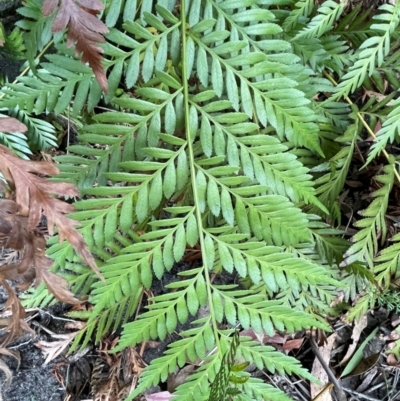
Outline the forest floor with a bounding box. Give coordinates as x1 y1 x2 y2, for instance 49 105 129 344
2 278 400 401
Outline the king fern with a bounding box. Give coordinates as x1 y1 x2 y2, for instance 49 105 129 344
3 0 400 399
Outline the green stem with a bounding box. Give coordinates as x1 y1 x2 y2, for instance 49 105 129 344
180 0 221 350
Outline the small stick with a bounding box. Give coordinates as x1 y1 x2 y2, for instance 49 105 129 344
309 336 347 401
342 387 381 401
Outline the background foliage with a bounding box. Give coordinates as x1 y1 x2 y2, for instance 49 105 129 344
2 0 400 399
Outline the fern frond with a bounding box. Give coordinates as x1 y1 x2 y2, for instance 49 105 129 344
111 267 207 350
312 223 349 266
194 1 323 153
0 54 97 116
217 287 329 335
315 100 351 130
1 26 25 60
124 318 218 401
9 107 57 150
347 291 376 322
16 0 55 67
172 352 221 401
25 0 346 398
294 0 345 40
339 262 372 304
333 3 374 49
332 1 400 100
366 96 400 164
377 50 400 90
374 233 400 288
342 161 395 268
208 330 241 401
320 34 351 76
283 0 315 32
238 378 294 401
0 130 31 159
212 230 339 293
104 0 166 28
238 336 318 380
313 122 359 220
290 37 328 71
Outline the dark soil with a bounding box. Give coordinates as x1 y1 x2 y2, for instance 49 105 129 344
1 336 65 401
0 287 67 401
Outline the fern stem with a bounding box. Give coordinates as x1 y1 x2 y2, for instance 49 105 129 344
180 0 221 351
0 40 54 101
323 70 400 184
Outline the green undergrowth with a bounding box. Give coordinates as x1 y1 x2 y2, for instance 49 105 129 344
2 0 400 399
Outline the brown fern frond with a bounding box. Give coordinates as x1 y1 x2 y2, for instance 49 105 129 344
42 0 109 92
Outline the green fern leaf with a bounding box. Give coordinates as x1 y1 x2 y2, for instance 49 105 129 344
367 96 400 164
374 233 400 288
294 0 345 40
283 0 315 32
17 0 348 399
332 1 400 100
342 161 395 268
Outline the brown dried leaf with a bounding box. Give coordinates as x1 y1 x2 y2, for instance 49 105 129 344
262 334 286 344
0 200 30 251
0 347 19 387
64 320 86 330
0 145 101 279
167 365 195 393
0 358 13 388
347 353 380 377
0 280 33 346
34 251 80 304
282 338 304 353
42 0 108 91
338 315 367 367
121 347 146 384
35 332 78 365
0 117 27 134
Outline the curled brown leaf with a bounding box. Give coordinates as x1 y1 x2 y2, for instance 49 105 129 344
0 347 20 387
0 145 101 279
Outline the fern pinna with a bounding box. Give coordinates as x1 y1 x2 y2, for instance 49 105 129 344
0 0 354 399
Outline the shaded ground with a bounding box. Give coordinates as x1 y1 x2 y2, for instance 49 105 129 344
1 336 65 401
2 283 400 401
0 286 66 401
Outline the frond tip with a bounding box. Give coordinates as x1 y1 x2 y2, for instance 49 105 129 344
333 1 400 99
42 0 109 91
